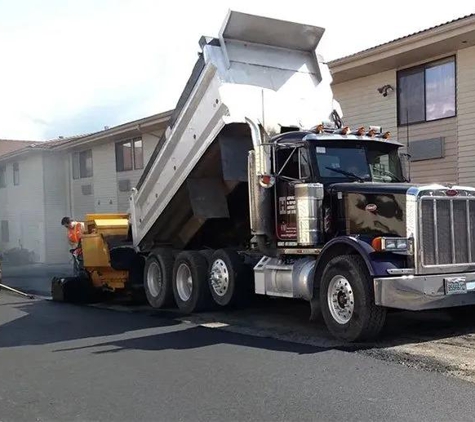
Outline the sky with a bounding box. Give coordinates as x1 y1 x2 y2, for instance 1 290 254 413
0 0 474 141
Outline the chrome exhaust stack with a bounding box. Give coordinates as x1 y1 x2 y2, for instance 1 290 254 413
246 117 275 254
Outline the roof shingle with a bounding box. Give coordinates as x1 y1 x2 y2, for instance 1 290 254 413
330 13 475 64
0 139 37 157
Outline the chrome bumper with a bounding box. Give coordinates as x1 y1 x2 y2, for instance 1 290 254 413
374 272 475 311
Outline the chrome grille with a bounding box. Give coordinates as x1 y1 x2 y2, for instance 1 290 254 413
420 197 475 267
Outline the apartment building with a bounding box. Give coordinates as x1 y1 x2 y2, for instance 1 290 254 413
0 111 171 263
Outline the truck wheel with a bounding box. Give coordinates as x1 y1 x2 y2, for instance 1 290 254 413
173 251 212 313
320 254 386 342
144 249 175 309
208 249 251 307
199 249 214 265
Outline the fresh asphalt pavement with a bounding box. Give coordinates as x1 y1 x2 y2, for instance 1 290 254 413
2 286 475 420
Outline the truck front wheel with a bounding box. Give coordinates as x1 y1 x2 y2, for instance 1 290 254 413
144 249 175 309
320 255 386 342
173 251 212 313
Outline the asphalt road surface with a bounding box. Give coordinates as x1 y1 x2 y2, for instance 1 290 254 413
5 266 475 383
2 292 475 421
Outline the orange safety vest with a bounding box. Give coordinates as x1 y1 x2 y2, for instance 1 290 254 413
67 222 83 245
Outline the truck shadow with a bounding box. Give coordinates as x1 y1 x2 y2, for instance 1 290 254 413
195 296 475 351
55 325 324 355
0 297 180 349
54 298 475 357
0 296 325 355
2 294 475 357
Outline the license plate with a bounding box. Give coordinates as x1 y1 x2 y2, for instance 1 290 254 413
445 277 467 295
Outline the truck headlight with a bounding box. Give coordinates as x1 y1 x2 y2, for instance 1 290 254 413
372 237 412 253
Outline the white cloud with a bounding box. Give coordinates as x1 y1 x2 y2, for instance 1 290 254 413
0 0 474 139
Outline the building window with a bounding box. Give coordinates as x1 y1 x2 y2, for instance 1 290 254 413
0 166 6 188
72 150 93 179
115 137 143 172
397 57 456 125
1 221 9 243
13 162 19 186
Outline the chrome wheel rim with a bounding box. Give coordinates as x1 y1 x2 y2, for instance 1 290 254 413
210 259 229 297
327 275 355 324
176 263 193 302
147 261 162 298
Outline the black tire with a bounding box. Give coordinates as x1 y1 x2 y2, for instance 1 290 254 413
208 249 251 307
320 254 386 342
173 251 212 313
144 248 175 309
199 249 214 265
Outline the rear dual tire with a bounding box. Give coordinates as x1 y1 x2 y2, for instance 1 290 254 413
208 249 251 308
144 248 175 309
144 248 252 314
173 251 213 313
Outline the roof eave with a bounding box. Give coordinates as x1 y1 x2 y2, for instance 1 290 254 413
55 110 173 151
329 14 475 83
0 146 46 163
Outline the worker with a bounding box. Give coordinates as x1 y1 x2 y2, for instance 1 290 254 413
61 217 86 276
61 217 85 249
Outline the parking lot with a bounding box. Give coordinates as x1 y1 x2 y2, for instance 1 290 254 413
4 262 475 384
3 291 475 421
99 296 475 383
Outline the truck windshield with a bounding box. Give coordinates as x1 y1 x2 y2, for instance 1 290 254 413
315 145 403 183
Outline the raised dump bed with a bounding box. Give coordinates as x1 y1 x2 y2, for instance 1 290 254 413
130 10 338 251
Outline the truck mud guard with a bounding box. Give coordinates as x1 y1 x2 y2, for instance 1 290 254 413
314 236 405 280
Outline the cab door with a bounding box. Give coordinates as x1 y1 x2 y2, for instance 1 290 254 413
274 147 311 243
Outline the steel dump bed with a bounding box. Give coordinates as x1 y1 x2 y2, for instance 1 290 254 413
130 11 339 250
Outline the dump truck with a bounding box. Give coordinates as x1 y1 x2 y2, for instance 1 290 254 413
56 11 475 342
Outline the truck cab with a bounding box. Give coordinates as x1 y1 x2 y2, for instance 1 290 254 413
271 128 405 247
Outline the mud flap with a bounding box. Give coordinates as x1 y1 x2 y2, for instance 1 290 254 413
309 297 323 321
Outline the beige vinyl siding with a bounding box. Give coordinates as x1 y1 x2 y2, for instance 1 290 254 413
332 70 397 135
92 143 118 213
333 65 460 185
456 46 475 187
116 131 161 212
71 176 94 221
43 152 69 263
0 171 7 244
397 118 457 184
0 154 46 262
142 132 161 160
69 130 164 217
